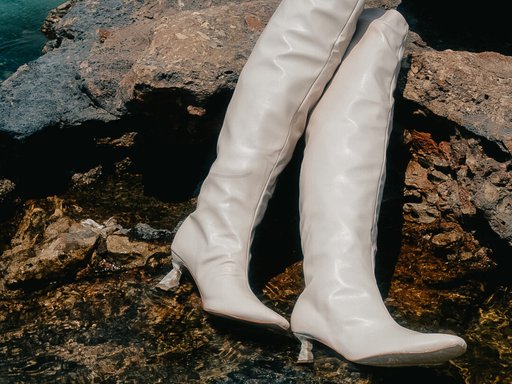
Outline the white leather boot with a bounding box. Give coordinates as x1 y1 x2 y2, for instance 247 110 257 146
157 0 366 330
291 9 467 365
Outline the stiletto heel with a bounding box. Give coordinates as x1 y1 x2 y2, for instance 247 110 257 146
156 252 184 291
295 334 314 364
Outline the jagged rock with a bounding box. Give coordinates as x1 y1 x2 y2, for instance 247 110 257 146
0 0 265 141
40 0 77 41
403 50 512 154
4 218 99 288
0 0 145 140
96 132 137 148
71 165 103 188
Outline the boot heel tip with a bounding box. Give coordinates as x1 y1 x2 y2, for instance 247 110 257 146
156 269 181 291
295 334 314 364
156 257 183 291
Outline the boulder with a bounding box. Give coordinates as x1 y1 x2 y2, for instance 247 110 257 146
403 50 512 153
2 210 99 288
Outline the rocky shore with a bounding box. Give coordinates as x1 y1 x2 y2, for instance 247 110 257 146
0 0 511 382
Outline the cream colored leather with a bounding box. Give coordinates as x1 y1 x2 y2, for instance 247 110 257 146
159 0 366 329
291 9 467 365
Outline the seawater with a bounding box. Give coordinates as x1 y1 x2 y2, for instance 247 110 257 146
0 0 63 81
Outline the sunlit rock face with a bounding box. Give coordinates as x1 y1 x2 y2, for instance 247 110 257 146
0 0 511 382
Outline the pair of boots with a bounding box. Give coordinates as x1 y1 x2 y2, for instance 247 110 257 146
158 0 466 367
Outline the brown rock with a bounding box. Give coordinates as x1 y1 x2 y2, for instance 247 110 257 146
97 28 113 43
5 222 98 287
98 234 171 270
403 50 512 154
244 14 263 32
431 231 462 247
115 0 280 111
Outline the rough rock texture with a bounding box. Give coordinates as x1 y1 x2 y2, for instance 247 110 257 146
5 221 98 288
392 48 512 283
404 50 512 152
128 223 173 243
84 0 279 116
0 0 143 139
0 179 15 206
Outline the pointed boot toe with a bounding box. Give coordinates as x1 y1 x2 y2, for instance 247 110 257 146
353 332 467 367
203 288 289 330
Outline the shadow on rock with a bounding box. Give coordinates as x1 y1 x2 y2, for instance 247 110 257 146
399 0 511 55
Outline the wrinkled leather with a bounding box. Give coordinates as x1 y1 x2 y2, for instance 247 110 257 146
291 9 467 365
167 0 365 328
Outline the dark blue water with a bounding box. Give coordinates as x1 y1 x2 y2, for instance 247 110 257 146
0 0 64 81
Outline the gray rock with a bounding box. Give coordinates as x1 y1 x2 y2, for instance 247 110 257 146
128 223 173 243
0 0 145 140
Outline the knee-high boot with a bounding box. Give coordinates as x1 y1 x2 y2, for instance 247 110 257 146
291 9 467 365
157 0 366 330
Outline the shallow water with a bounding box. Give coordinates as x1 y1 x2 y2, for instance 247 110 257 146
0 174 510 383
0 0 63 81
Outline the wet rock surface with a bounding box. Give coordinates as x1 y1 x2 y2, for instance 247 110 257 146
0 176 509 383
0 0 511 382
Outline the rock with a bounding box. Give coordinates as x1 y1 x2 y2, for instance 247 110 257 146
96 132 137 148
96 233 171 270
40 0 76 41
80 217 124 237
128 223 173 243
4 221 99 288
0 0 270 141
394 44 512 276
431 231 462 247
88 0 280 115
71 165 103 188
0 0 143 140
403 50 512 155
